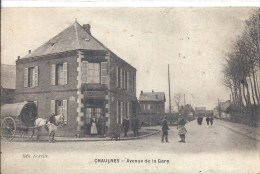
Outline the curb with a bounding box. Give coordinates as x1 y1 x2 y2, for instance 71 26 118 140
217 122 260 142
38 130 160 142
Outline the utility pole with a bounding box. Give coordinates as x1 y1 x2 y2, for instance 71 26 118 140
168 64 172 114
184 94 186 106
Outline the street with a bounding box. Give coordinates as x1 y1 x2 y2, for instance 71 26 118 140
2 119 260 174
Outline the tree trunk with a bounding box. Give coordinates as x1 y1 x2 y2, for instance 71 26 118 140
249 75 257 106
252 68 260 105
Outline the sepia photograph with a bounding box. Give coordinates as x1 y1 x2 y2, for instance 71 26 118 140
1 7 260 174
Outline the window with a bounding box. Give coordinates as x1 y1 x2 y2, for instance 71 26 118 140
85 107 102 124
51 99 68 124
82 61 107 85
87 63 100 84
117 101 122 124
51 62 67 86
24 66 38 87
147 104 151 110
132 74 136 93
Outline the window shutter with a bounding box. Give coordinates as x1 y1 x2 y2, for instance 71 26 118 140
117 101 119 124
51 64 56 85
63 62 67 85
63 100 68 124
51 100 55 114
24 68 28 87
127 102 130 118
101 62 108 85
120 68 123 88
34 66 39 87
126 72 129 90
82 61 88 83
116 67 119 87
34 101 38 111
120 101 124 123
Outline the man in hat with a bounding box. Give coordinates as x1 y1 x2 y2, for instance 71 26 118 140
161 116 170 143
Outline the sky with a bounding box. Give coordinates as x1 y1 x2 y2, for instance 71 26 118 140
1 8 257 110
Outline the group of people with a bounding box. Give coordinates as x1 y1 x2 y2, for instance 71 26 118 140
197 115 214 126
206 116 214 126
161 116 187 143
122 117 139 137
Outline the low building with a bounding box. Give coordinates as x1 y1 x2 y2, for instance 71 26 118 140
1 64 16 105
138 90 166 126
15 22 137 137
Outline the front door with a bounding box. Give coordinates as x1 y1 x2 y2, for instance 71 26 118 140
85 107 104 135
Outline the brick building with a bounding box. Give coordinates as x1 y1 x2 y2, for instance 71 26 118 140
139 91 165 126
15 22 137 137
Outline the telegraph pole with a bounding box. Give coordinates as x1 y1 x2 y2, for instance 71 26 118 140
168 64 172 113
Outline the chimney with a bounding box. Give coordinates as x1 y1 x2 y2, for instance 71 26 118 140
18 56 20 59
83 24 91 35
28 50 31 53
152 90 154 93
141 91 143 94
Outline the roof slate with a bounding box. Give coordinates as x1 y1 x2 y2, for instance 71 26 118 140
139 92 166 102
23 22 106 58
1 64 16 89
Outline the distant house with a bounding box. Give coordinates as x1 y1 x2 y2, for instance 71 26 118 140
15 22 137 137
195 107 213 117
214 100 232 119
139 90 166 126
1 64 16 105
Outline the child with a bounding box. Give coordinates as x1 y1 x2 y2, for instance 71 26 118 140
177 117 187 143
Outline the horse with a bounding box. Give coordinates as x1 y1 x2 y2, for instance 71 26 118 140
34 114 64 142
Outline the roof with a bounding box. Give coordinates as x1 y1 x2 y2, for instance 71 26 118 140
1 64 16 89
219 100 232 112
23 22 106 58
139 92 166 102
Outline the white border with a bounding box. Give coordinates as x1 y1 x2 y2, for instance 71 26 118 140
2 1 260 7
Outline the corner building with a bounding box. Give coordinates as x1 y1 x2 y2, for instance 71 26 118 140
15 22 137 137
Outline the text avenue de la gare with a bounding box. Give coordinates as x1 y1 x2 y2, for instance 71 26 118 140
94 158 170 164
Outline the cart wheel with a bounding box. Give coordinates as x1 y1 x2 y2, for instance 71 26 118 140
22 128 35 141
1 117 16 141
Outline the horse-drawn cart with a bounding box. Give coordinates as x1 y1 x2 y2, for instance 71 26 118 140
1 102 37 141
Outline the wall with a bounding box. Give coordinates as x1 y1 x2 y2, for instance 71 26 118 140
15 51 79 136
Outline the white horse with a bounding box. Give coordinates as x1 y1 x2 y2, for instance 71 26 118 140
34 114 64 142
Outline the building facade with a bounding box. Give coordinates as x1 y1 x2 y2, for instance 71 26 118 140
15 22 137 137
138 91 165 126
1 64 16 105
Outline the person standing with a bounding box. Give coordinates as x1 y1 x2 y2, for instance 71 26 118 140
132 117 139 137
206 117 210 126
122 118 130 137
90 117 98 135
209 117 214 126
177 117 187 143
161 116 170 143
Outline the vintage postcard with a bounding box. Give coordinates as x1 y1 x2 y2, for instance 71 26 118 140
1 7 260 174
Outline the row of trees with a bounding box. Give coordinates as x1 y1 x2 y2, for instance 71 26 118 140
223 10 260 125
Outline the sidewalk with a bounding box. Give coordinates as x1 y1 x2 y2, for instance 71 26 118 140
216 119 260 141
34 128 160 142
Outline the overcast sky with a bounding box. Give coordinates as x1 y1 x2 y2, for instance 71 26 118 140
1 8 257 110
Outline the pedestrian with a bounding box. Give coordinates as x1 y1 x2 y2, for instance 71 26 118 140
132 117 139 137
209 117 214 126
206 117 210 126
177 117 187 143
122 118 130 137
161 116 170 143
90 117 97 135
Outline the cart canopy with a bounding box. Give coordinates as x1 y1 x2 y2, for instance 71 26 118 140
1 102 37 126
